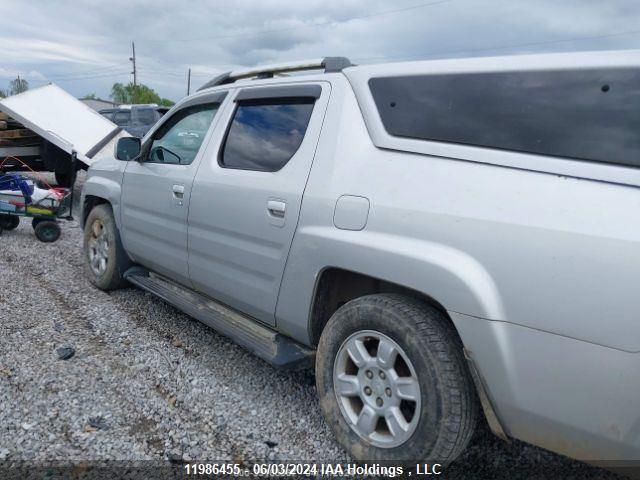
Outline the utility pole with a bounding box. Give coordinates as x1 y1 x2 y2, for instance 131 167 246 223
129 41 137 103
187 68 191 96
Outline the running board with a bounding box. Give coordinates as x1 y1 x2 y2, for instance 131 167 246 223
124 267 314 370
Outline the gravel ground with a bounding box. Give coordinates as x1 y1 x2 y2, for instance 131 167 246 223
0 173 625 479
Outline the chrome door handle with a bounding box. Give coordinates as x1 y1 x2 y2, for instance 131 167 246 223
267 200 286 218
172 184 185 198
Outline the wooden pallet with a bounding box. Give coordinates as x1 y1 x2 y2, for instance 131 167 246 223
0 111 42 154
0 137 42 147
0 128 37 139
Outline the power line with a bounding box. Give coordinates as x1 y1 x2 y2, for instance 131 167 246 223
355 27 640 63
44 70 130 81
150 0 452 43
190 71 220 77
48 71 130 82
138 66 237 77
137 68 185 77
44 63 129 80
183 25 640 83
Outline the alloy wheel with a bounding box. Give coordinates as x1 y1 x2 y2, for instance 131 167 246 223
333 330 421 448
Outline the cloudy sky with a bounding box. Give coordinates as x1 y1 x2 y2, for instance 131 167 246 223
1 0 639 102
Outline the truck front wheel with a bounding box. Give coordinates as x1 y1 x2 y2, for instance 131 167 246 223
316 294 477 464
83 204 131 290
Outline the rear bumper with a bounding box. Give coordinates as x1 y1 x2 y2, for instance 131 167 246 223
451 311 640 461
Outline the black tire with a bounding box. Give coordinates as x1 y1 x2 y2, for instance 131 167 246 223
32 217 44 230
316 294 478 464
34 220 61 242
0 215 20 230
83 204 131 290
54 170 72 188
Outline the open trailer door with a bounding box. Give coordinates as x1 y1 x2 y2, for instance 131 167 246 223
0 84 125 168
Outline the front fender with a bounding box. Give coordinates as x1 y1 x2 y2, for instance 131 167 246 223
81 162 124 229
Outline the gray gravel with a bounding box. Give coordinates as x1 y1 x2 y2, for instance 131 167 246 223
0 173 624 479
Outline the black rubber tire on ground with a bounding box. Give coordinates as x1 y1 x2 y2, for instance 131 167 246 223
34 220 61 242
0 215 20 230
83 204 131 290
316 293 478 464
32 217 44 230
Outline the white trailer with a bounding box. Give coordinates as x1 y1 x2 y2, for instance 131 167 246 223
0 84 126 185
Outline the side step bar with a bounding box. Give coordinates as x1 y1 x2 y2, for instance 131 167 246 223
124 267 314 370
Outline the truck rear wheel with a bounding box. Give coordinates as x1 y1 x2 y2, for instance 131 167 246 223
83 204 131 290
316 294 477 464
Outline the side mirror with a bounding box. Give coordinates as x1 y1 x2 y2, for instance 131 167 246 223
115 137 141 161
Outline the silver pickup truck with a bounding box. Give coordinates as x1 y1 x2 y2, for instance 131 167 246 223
81 51 640 465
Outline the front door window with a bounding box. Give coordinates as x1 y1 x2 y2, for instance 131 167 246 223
148 103 219 165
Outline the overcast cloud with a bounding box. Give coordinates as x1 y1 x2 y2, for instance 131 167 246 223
1 0 639 102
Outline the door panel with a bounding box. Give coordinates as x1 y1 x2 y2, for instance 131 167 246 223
188 83 331 325
120 100 224 286
121 162 197 285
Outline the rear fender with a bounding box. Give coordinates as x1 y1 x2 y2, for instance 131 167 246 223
276 226 505 343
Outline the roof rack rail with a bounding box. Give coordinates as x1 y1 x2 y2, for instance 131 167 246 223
197 56 352 92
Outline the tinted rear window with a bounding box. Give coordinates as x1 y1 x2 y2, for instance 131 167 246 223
99 110 114 120
220 98 315 172
133 108 158 125
112 110 131 127
369 69 640 167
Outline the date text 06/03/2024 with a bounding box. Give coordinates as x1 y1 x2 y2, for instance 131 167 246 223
183 463 443 477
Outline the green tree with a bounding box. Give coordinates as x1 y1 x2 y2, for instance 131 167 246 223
110 82 174 106
110 82 129 103
82 93 98 100
9 77 28 95
0 89 6 98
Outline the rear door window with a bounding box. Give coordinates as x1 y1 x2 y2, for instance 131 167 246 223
219 98 315 172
